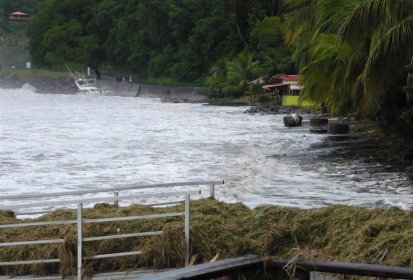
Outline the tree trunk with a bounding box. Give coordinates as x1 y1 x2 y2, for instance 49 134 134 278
88 64 101 80
232 0 248 46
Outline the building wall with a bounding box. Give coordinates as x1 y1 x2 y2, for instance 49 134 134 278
282 95 316 107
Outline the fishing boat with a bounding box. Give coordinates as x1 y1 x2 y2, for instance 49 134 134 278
65 64 112 94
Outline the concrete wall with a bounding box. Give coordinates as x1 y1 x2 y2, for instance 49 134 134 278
0 72 208 103
97 79 208 103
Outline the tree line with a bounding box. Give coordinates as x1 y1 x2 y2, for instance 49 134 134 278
27 0 294 84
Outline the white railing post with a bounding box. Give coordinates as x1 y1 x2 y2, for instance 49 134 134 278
209 184 215 198
77 203 83 280
114 191 119 207
184 194 190 267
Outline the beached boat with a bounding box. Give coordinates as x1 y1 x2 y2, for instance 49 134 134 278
66 65 112 94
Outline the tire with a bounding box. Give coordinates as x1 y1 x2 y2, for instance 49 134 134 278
328 123 349 134
283 114 303 127
309 118 328 127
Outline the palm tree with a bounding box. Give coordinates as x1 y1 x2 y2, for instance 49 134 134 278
284 0 413 116
284 0 362 113
340 0 413 114
205 59 227 98
222 52 262 98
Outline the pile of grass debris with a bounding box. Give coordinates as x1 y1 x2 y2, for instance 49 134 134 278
0 199 412 277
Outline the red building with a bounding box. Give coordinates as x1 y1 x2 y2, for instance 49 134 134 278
9 11 29 22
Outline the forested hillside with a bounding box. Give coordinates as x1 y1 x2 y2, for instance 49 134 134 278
0 1 43 69
27 0 294 83
0 0 41 33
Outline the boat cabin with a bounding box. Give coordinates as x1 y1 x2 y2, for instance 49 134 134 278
9 11 28 22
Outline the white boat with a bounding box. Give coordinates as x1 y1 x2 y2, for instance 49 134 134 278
66 65 112 94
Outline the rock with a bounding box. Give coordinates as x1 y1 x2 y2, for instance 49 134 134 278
244 106 258 114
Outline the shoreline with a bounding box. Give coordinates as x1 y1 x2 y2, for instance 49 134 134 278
0 71 208 103
2 71 412 176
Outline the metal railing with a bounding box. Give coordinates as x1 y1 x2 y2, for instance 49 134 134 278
0 180 224 216
0 180 225 279
140 255 413 280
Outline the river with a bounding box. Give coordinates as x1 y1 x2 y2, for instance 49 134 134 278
1 87 412 211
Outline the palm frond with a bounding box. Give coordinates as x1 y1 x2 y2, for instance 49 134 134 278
284 5 317 45
340 0 411 47
361 15 413 113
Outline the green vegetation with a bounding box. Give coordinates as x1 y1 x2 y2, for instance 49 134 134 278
0 1 43 69
284 0 413 132
0 199 412 277
0 0 41 33
0 68 68 79
27 0 294 85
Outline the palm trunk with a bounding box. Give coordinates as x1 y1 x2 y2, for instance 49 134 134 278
407 56 413 103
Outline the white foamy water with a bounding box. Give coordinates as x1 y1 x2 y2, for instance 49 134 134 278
1 87 412 211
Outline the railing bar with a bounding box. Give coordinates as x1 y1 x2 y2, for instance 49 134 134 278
15 204 183 217
88 251 142 260
0 259 60 266
184 194 190 267
0 239 65 247
0 213 183 229
3 190 201 210
16 203 184 216
84 212 183 224
0 219 77 229
84 231 163 242
77 203 83 280
15 202 184 216
0 181 224 200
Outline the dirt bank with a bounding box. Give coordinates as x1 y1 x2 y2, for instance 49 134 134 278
0 71 77 94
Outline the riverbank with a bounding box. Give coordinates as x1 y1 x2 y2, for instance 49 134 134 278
0 70 208 103
0 199 411 277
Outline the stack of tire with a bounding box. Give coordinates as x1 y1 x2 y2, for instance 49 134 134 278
283 114 303 127
309 117 328 134
327 122 350 141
